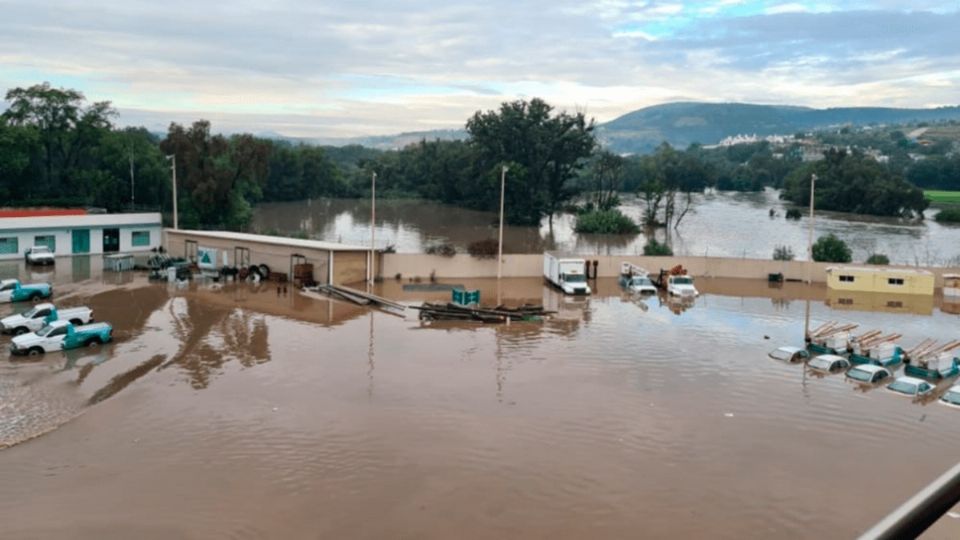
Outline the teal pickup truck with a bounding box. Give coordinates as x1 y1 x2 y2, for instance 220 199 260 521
0 278 53 303
10 320 113 356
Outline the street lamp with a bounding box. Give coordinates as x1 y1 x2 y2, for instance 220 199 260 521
497 165 508 282
806 173 817 284
165 154 178 229
369 171 377 285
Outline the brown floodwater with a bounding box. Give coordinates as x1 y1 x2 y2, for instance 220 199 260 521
252 191 960 265
2 262 960 538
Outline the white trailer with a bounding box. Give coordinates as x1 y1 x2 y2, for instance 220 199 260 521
543 253 591 295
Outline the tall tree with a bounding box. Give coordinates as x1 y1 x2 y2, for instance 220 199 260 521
160 121 270 229
3 83 115 192
466 98 595 225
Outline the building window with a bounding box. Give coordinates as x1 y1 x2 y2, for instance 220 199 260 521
887 301 904 308
839 275 855 283
131 230 151 247
34 235 56 252
0 237 19 255
888 278 904 286
838 298 854 305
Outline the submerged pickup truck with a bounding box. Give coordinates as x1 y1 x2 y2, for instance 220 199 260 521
0 279 53 303
0 303 93 335
10 320 113 356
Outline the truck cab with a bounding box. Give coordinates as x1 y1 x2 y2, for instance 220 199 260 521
11 320 112 356
25 245 56 265
544 254 591 295
1 303 94 335
667 275 699 297
0 279 53 304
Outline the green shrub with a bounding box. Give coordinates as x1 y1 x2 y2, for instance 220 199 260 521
812 234 852 263
773 245 795 261
574 209 640 234
865 253 890 265
467 239 499 259
935 208 960 223
643 238 673 256
785 208 802 220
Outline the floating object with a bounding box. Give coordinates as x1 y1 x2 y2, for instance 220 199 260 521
104 253 135 272
413 302 553 323
452 288 481 306
306 284 405 314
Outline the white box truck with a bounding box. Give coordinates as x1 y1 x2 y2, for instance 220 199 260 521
543 253 591 295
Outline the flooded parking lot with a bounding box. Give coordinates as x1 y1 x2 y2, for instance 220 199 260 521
2 261 960 538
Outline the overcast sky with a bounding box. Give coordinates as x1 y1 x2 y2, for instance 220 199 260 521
1 1 958 137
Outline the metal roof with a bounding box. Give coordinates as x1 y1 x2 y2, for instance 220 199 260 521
168 229 373 252
0 213 161 232
825 265 934 276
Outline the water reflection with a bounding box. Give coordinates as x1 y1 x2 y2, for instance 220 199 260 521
825 290 935 316
254 191 960 264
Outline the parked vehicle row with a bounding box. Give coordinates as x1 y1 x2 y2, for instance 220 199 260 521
769 345 960 409
1 285 113 356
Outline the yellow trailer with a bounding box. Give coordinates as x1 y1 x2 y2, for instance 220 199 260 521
825 266 934 296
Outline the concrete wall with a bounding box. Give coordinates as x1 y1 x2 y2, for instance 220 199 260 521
381 253 960 287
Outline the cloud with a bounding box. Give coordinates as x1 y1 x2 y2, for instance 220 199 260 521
0 1 957 136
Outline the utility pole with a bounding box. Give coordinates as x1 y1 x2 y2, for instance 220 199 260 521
370 171 377 285
806 173 817 285
129 152 135 210
497 165 508 282
166 155 178 229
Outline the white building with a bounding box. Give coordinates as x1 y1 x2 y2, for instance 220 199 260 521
0 212 162 261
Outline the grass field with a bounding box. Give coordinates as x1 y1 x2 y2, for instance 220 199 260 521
924 190 960 205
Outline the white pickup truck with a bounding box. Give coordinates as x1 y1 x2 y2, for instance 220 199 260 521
25 245 56 265
0 303 93 335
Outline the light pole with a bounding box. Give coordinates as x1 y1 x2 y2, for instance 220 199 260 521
806 173 817 284
370 171 377 285
166 154 178 229
129 152 135 210
497 165 508 282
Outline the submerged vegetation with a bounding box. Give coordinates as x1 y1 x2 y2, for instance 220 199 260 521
574 209 640 234
812 234 853 263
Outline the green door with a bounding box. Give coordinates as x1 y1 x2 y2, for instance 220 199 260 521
72 229 90 254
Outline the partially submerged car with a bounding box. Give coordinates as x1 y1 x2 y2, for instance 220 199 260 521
808 354 851 374
845 364 892 386
25 245 55 265
768 346 810 363
886 376 935 398
939 385 960 409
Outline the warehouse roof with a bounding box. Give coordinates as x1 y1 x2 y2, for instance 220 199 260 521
168 229 373 252
0 212 161 232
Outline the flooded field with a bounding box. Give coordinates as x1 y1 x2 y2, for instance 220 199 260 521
2 260 960 538
253 191 960 265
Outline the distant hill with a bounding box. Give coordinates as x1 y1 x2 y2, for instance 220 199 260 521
597 102 960 154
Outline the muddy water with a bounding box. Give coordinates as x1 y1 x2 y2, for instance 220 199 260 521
2 270 960 538
253 191 960 265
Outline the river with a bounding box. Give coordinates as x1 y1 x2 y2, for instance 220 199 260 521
2 262 960 538
253 190 960 266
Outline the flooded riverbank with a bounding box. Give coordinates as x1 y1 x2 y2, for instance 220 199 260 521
2 265 960 538
253 191 960 265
